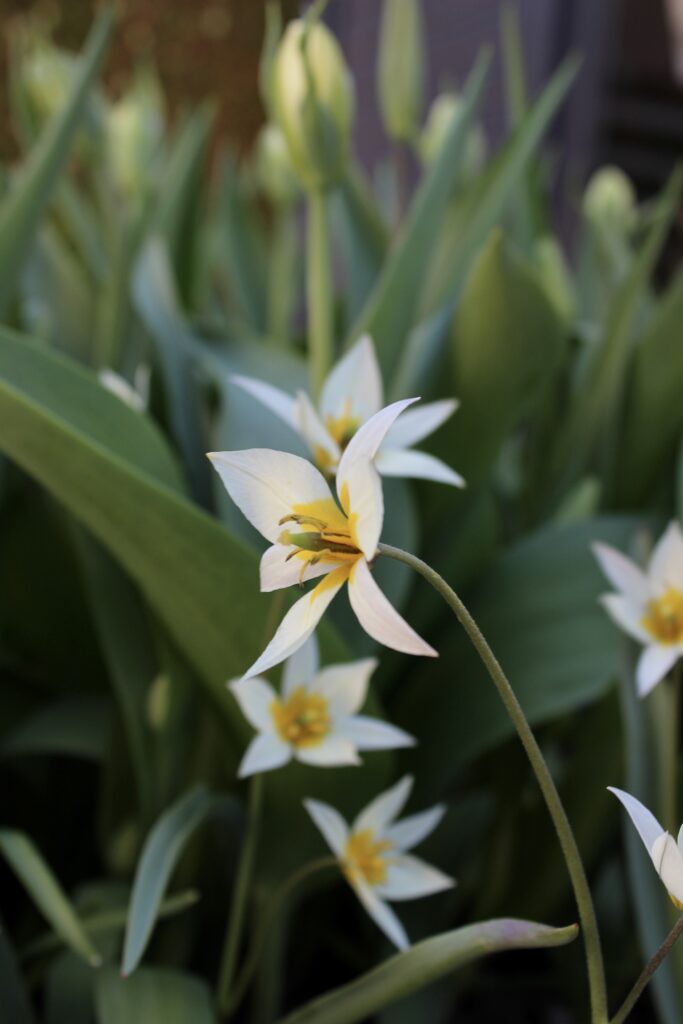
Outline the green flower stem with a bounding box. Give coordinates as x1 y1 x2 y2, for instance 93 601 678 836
378 542 608 1024
652 667 680 832
306 187 334 401
610 914 683 1024
217 774 264 1012
222 857 338 1017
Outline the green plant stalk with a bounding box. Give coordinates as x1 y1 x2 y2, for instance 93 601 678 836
306 187 334 400
378 542 608 1024
652 668 681 832
217 774 264 1012
268 207 296 345
610 914 683 1024
223 857 337 1017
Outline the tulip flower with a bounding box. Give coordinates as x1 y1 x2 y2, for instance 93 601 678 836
305 775 454 950
208 399 437 679
593 522 683 696
231 335 463 485
229 635 414 777
609 787 683 909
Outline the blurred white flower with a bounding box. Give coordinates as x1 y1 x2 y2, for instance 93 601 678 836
98 367 149 413
593 522 683 696
228 635 414 777
609 787 683 909
208 399 437 679
231 335 463 486
305 775 454 950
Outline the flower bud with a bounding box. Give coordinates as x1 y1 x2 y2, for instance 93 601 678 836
583 166 637 232
377 0 425 142
418 92 486 176
255 123 300 207
106 72 164 198
22 41 77 125
271 17 354 190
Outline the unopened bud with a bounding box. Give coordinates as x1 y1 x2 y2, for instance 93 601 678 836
377 0 425 142
583 166 637 231
271 16 354 190
419 92 486 175
256 123 300 207
107 72 164 197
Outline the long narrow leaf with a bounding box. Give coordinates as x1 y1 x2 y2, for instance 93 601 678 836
96 967 216 1024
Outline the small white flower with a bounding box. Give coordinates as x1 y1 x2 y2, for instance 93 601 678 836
230 335 464 486
609 786 683 910
208 399 437 679
305 775 454 950
593 522 683 696
229 635 415 778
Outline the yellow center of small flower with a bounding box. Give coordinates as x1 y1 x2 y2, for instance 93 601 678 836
641 587 683 644
271 686 331 748
344 829 393 886
278 497 362 584
325 402 360 449
670 893 683 911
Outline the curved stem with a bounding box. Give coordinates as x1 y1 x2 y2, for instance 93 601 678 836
222 857 338 1017
610 914 683 1024
378 542 608 1024
306 187 334 401
217 774 264 1012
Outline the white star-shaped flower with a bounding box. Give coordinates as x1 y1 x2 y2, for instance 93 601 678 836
593 522 683 696
305 775 454 950
609 787 683 909
208 399 437 679
229 635 415 777
231 334 464 485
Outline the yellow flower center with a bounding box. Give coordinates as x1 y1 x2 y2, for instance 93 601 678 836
671 892 683 911
271 687 331 748
641 587 683 644
278 497 362 584
325 402 360 449
344 829 393 886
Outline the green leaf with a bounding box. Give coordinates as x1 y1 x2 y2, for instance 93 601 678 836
0 831 101 967
96 966 216 1024
617 268 683 505
1 694 108 761
220 158 268 332
449 229 564 483
0 9 114 315
122 786 235 976
335 163 387 322
278 919 578 1024
345 51 490 371
394 516 644 792
0 922 35 1024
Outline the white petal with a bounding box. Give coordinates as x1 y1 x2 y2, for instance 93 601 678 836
374 448 465 487
376 854 455 901
384 805 447 851
342 715 415 751
98 369 146 412
348 559 437 657
297 734 361 767
339 458 384 560
282 634 320 695
337 398 419 498
207 449 335 543
304 798 349 857
354 775 414 835
592 542 650 602
351 880 409 951
600 593 650 644
381 399 458 450
608 786 665 853
238 734 291 777
229 677 277 731
678 823 683 855
320 335 383 423
230 374 297 430
636 645 679 697
259 543 340 592
241 567 350 679
652 832 683 906
649 521 683 590
294 391 340 467
314 658 378 715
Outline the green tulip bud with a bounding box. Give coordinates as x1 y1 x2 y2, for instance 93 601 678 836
255 122 300 207
271 16 354 191
418 92 486 176
106 72 164 198
377 0 426 142
583 166 637 231
22 42 77 125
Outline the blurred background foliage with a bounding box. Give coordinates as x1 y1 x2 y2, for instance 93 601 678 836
1 1 683 1022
